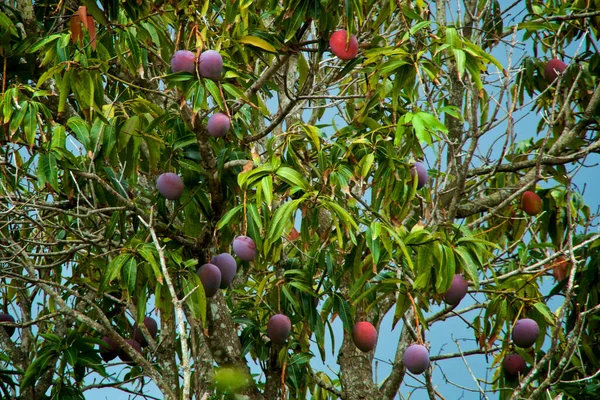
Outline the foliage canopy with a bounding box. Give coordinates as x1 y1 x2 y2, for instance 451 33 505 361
1 0 600 399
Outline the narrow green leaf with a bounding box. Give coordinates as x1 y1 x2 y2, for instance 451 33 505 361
21 350 57 389
446 27 459 47
334 294 353 334
410 21 431 35
454 246 479 289
122 257 137 295
100 253 131 290
276 166 309 191
383 225 413 270
216 204 243 230
238 35 277 52
238 163 273 189
282 285 301 313
64 347 78 367
413 246 432 289
300 125 321 151
46 151 59 190
51 125 66 149
393 287 411 328
0 12 18 36
297 52 309 90
261 176 273 209
23 104 38 146
453 49 466 80
359 153 375 178
137 285 148 323
138 246 163 285
204 79 225 111
268 199 303 245
67 117 90 150
37 63 66 88
247 202 263 232
182 273 206 326
533 302 555 325
321 200 359 230
411 113 432 145
8 101 27 135
89 117 106 153
36 154 48 189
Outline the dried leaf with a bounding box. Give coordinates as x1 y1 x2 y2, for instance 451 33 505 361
287 227 299 241
242 161 253 173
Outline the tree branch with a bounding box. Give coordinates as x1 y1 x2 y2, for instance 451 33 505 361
139 213 192 400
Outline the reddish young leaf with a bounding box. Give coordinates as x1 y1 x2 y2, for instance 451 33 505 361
70 16 82 45
87 16 96 50
78 6 88 29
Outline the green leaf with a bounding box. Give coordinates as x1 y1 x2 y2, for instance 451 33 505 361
261 176 273 209
405 229 432 246
28 34 62 54
8 101 27 135
216 204 243 230
138 246 163 285
51 125 66 149
417 112 448 134
435 245 456 293
383 225 413 270
359 153 375 178
221 83 245 103
65 347 78 367
89 117 106 154
300 124 322 151
100 253 131 290
282 285 301 313
21 348 57 389
36 153 48 189
413 245 433 289
285 1 308 41
23 103 38 146
0 12 18 36
267 198 303 248
297 52 309 90
446 27 459 47
333 294 353 334
67 117 90 150
411 113 432 145
410 21 432 35
454 246 479 289
238 163 274 189
238 35 277 53
533 302 555 325
122 257 137 295
393 287 411 329
453 49 466 80
137 286 148 323
321 200 359 231
182 273 206 326
276 166 309 191
204 79 225 111
44 151 59 190
37 63 66 88
247 202 264 233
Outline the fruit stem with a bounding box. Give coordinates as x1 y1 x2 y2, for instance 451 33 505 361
275 280 284 313
407 292 423 344
243 191 247 236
